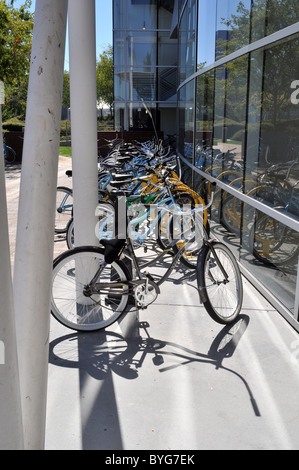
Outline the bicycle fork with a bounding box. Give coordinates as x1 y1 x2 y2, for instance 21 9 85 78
204 240 229 284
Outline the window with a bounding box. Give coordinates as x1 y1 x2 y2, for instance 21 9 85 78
126 0 157 30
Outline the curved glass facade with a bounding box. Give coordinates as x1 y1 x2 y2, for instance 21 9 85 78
177 0 299 328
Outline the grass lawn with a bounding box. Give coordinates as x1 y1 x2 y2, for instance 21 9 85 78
59 146 72 157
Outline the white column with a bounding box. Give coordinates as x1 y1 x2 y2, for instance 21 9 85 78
0 91 24 450
13 0 68 450
68 0 99 247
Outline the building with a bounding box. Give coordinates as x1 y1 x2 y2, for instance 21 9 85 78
113 0 178 136
113 0 299 330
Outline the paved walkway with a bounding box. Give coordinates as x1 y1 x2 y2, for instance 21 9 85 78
5 158 299 450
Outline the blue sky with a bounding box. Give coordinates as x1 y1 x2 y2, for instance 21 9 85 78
13 0 113 70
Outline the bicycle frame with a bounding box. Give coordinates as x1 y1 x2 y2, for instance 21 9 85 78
89 186 216 295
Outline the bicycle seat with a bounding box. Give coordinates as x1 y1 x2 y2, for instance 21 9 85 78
110 180 132 188
112 173 133 181
109 189 131 200
101 162 122 169
116 156 132 163
100 238 126 264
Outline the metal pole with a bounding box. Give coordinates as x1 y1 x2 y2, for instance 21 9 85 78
13 0 68 450
0 85 24 450
68 0 99 247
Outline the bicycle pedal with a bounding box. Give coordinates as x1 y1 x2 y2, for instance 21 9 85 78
143 271 155 282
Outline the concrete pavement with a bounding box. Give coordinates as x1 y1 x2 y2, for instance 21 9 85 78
4 157 299 450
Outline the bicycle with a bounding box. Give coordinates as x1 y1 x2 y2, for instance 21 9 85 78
51 183 243 331
66 161 209 269
3 135 16 164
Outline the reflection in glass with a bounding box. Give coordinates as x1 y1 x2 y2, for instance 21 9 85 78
251 0 299 41
245 34 299 220
113 0 126 30
158 32 178 66
114 31 125 66
126 0 157 30
127 67 156 102
195 71 215 170
179 0 196 83
197 0 216 69
158 0 175 29
178 82 194 163
128 106 157 131
128 33 157 67
158 67 177 101
215 0 251 59
114 68 127 101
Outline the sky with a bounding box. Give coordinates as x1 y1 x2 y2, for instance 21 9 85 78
13 0 113 70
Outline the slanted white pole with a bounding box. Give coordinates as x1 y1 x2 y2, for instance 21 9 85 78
0 84 24 450
13 0 68 450
68 0 99 247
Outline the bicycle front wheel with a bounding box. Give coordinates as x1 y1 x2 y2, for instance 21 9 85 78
51 246 131 331
55 186 73 233
5 145 16 163
197 242 243 324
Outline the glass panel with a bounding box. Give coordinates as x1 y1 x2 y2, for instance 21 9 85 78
195 70 215 170
128 67 157 101
127 0 157 30
128 105 157 131
178 0 196 83
194 70 215 197
158 0 175 29
215 0 251 59
114 69 127 101
240 34 299 315
185 0 196 76
178 82 194 164
158 32 178 66
114 0 126 30
157 67 177 101
127 32 157 67
197 0 217 69
114 103 125 131
114 31 125 66
206 56 248 232
245 35 299 201
178 2 187 84
251 0 299 41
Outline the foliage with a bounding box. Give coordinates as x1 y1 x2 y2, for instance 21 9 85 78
60 119 71 138
96 45 113 116
62 71 70 109
2 115 25 131
0 0 34 120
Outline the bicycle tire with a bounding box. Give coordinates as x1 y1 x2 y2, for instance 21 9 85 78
4 145 16 163
66 217 74 249
197 241 243 324
55 186 73 233
51 246 131 331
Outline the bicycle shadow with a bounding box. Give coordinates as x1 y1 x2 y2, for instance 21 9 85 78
48 313 259 417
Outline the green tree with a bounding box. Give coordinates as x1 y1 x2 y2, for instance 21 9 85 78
96 45 113 117
62 71 70 108
0 0 34 120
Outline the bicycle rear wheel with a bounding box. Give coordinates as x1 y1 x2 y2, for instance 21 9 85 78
51 246 131 331
197 241 243 324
